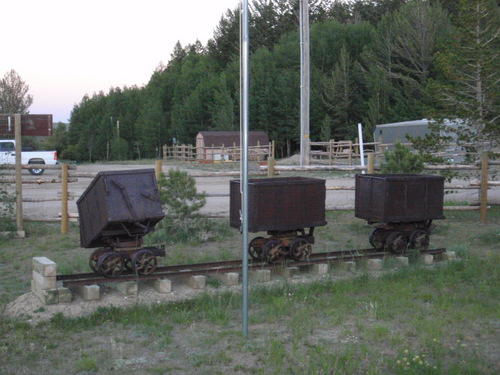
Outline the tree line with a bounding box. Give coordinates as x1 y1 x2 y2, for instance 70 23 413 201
4 0 499 161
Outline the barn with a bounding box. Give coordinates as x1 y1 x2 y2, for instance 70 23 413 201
195 131 269 161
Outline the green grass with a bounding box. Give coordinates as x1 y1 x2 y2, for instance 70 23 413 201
0 208 499 374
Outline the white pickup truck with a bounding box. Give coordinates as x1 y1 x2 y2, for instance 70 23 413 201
0 139 58 175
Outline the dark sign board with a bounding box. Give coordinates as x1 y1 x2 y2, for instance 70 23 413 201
0 114 53 136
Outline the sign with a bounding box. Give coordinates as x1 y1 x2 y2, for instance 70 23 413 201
0 114 53 136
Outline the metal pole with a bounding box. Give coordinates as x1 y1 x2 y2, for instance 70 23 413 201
300 0 310 167
358 123 365 173
241 0 250 338
14 114 24 237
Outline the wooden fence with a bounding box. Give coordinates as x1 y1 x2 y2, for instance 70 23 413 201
162 143 271 163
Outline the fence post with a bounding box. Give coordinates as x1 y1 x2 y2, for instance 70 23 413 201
268 140 276 178
61 163 68 234
155 160 162 184
480 152 488 224
329 139 333 166
367 153 375 174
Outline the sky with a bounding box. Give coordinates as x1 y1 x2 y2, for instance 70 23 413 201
1 0 240 123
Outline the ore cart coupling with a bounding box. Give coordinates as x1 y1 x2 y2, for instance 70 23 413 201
230 177 327 263
77 169 165 277
355 174 445 253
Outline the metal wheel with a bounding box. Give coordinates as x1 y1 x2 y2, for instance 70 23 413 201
409 230 430 250
289 237 312 261
132 249 157 275
385 231 408 253
262 240 286 264
97 252 125 278
248 236 266 261
369 228 387 250
89 248 106 273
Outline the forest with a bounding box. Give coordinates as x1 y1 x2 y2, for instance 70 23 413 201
53 0 499 161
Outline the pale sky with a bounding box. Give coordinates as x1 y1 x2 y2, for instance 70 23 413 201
1 0 240 123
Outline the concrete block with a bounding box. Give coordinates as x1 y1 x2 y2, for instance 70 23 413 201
32 271 56 290
32 257 57 277
438 251 457 261
112 281 138 296
185 275 206 290
367 258 383 271
310 263 329 276
340 261 357 272
275 267 299 279
77 284 100 300
250 269 271 283
213 272 239 286
31 280 59 305
395 256 409 266
152 278 172 294
58 287 73 302
419 254 434 265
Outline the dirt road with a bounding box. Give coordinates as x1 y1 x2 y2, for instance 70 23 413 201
4 162 497 222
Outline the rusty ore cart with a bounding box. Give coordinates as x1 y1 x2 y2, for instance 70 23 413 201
355 174 445 253
77 169 165 277
230 177 327 263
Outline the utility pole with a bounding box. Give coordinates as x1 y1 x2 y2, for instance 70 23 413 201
300 0 310 166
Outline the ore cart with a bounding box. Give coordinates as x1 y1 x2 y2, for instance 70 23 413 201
355 174 445 253
77 169 165 277
230 177 327 263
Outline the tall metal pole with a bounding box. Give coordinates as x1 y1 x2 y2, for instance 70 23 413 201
241 0 250 338
300 0 310 166
14 114 24 237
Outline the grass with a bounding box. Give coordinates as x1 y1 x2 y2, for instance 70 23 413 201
0 208 499 374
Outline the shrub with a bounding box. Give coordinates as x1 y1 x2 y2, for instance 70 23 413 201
380 141 424 174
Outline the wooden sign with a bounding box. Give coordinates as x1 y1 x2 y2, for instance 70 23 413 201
0 114 53 136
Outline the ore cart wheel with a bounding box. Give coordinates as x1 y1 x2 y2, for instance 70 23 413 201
132 249 157 275
409 230 430 250
289 237 312 261
248 236 266 261
385 231 408 253
369 228 387 250
97 252 125 278
89 248 106 273
263 240 286 264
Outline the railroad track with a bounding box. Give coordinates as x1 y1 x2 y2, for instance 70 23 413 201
57 247 447 288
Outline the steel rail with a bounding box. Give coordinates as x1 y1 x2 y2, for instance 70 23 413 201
57 248 446 288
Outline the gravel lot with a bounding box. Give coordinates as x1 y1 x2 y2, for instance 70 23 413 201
3 160 499 222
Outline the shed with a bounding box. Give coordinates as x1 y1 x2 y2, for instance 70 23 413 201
196 131 269 161
373 119 430 151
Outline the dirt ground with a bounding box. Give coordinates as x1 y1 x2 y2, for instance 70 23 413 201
7 159 499 221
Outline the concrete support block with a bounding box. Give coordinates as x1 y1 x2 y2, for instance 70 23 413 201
112 281 138 296
340 261 357 272
438 251 457 261
77 285 100 301
213 272 240 286
152 278 172 294
275 267 299 279
395 256 409 266
57 287 73 302
31 280 59 305
310 263 329 276
32 257 57 277
185 275 206 290
250 269 271 283
367 258 383 271
32 271 56 290
420 254 434 265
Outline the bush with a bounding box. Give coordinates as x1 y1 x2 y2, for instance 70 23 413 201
380 141 424 174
